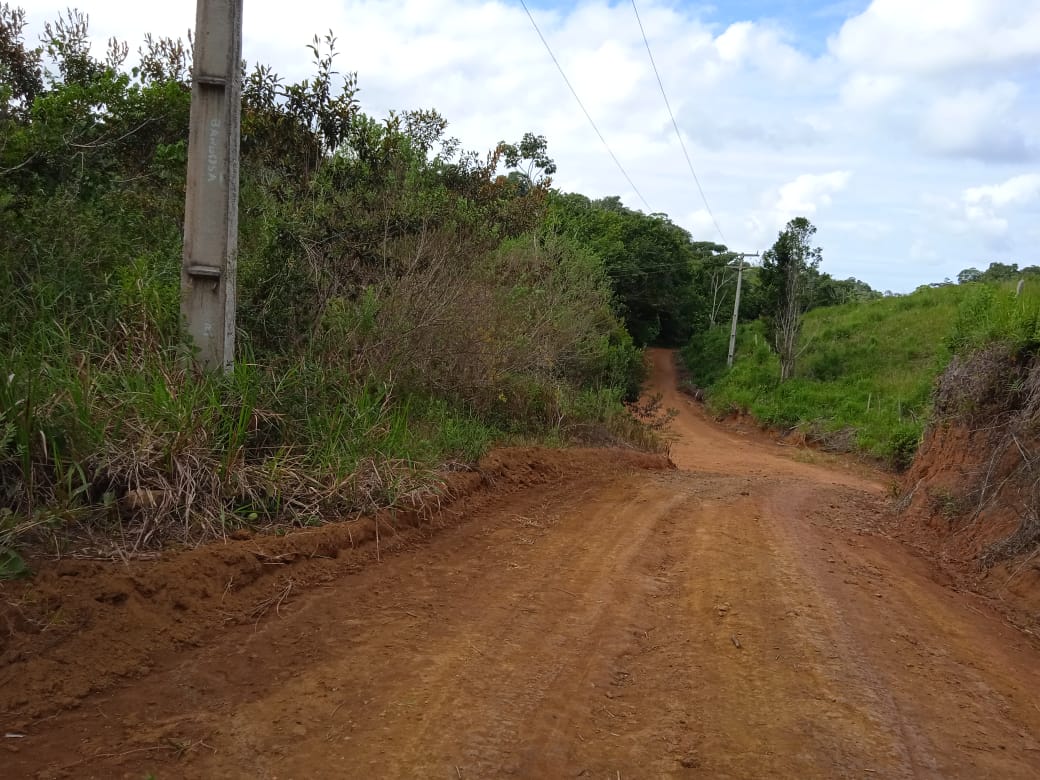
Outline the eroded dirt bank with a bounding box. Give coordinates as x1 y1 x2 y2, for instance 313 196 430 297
3 350 1040 779
898 347 1040 627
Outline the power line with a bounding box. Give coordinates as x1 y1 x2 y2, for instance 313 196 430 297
518 0 652 212
605 258 757 278
630 0 727 245
588 249 755 278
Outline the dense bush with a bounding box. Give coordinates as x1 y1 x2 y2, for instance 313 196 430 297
0 7 652 558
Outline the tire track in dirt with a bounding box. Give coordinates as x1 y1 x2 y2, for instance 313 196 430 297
664 483 926 778
777 483 1040 779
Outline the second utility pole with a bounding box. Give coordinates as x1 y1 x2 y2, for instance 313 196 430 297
727 252 760 368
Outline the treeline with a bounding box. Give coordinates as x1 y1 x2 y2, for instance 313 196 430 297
908 262 1040 291
547 195 878 348
954 262 1040 286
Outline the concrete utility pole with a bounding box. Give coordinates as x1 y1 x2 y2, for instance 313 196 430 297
181 0 243 372
726 252 760 368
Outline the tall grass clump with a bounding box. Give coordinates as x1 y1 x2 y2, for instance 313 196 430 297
946 283 1040 356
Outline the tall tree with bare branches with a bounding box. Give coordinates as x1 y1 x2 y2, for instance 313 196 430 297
761 217 822 381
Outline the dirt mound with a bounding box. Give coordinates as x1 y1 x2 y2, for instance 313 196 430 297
0 446 671 724
899 346 1040 630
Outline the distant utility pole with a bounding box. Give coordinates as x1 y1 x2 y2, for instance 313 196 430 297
727 252 760 368
181 0 243 372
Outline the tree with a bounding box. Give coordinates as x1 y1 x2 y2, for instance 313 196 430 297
760 217 822 381
0 3 42 118
957 267 982 284
498 132 556 187
688 241 735 328
980 261 1018 282
812 275 879 307
545 192 697 346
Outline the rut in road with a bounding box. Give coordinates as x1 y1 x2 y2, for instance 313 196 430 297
5 349 1040 779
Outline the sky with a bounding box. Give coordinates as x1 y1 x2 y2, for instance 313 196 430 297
20 0 1040 292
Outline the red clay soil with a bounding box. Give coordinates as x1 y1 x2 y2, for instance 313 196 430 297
3 349 1040 779
0 447 670 722
898 421 1040 634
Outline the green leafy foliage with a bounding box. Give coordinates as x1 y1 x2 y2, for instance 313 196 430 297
545 192 699 346
0 7 663 554
0 544 28 578
955 262 1040 286
760 217 823 381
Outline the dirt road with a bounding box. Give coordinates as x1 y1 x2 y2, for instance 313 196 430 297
5 349 1040 779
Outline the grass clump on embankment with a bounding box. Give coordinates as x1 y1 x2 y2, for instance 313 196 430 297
945 282 1040 357
682 285 972 468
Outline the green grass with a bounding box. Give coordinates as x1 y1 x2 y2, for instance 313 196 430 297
0 340 506 561
0 297 651 565
946 282 1040 355
683 285 975 468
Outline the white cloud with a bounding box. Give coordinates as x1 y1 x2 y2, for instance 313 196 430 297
829 218 893 237
910 240 940 263
774 171 852 220
693 114 821 151
686 209 718 237
569 40 644 115
964 174 1040 208
830 1 1040 164
919 82 1033 161
714 22 755 64
830 0 1040 76
741 171 852 247
714 21 812 81
959 174 1040 240
839 73 903 110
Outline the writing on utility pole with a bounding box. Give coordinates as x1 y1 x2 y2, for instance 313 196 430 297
181 0 243 372
727 252 760 368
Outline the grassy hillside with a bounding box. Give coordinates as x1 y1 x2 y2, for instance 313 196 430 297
683 285 973 467
684 281 1040 468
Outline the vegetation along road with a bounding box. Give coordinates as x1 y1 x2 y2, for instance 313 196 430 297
2 349 1038 779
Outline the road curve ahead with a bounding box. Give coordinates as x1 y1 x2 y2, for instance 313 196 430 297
7 349 1040 779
